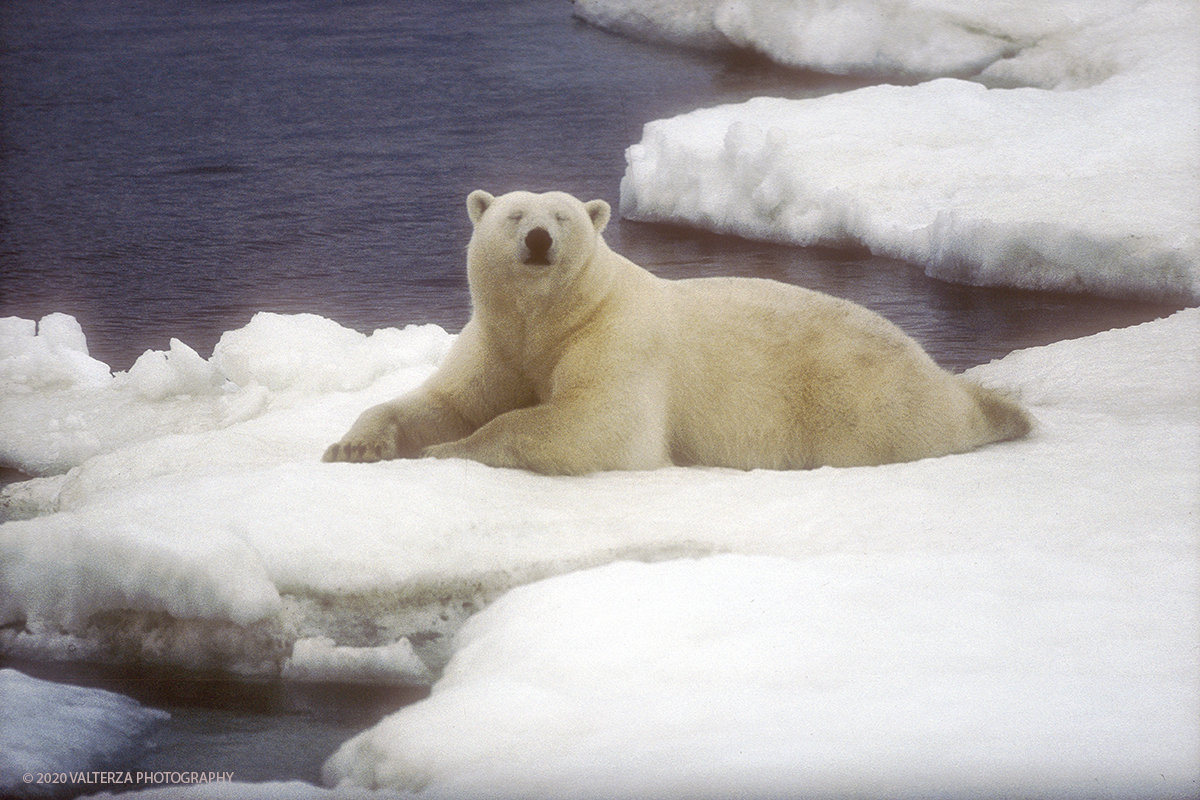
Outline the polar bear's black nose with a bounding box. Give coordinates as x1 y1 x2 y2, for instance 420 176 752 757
525 227 552 263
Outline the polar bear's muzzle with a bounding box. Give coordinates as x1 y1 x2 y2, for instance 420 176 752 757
523 227 554 266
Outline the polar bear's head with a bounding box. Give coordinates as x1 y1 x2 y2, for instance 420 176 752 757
465 190 611 300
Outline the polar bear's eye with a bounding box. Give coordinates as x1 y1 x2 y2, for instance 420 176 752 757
507 212 523 222
554 213 568 223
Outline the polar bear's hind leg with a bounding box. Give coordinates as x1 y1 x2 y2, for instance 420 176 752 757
968 382 1033 445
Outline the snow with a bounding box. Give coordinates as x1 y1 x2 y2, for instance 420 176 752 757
0 311 453 480
1 307 1197 797
282 638 432 685
0 314 112 393
575 0 1165 79
324 554 1197 799
575 0 1200 302
0 668 168 797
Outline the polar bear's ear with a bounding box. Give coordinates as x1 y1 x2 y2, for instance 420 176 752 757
467 190 495 225
584 199 611 233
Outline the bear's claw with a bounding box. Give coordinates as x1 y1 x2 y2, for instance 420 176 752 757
323 440 396 463
324 442 362 462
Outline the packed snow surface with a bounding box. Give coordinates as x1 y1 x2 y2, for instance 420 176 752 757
326 553 1197 799
575 0 1200 301
0 668 168 798
2 308 1197 798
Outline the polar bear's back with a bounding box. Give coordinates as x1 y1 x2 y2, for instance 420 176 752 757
662 276 1029 469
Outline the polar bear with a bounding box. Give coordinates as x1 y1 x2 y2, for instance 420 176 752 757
323 190 1030 474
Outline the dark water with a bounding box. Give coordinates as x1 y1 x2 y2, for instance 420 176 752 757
3 657 428 791
0 0 1178 374
0 0 1184 792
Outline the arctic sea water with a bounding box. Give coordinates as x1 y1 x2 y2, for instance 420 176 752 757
0 0 1178 374
0 0 1186 792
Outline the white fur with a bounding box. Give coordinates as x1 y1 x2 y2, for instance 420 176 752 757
324 190 1030 474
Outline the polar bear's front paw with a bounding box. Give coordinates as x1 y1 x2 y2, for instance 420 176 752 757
323 404 414 463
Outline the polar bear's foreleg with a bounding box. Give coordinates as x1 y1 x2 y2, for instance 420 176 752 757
324 321 528 463
322 388 476 463
423 393 668 475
